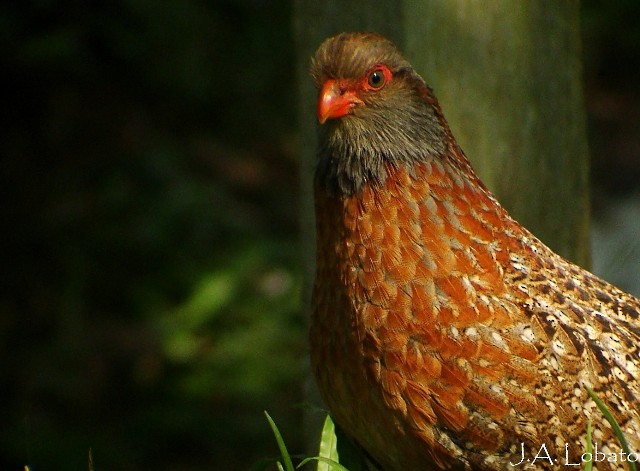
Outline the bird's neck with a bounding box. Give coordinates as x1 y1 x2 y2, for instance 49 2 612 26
315 95 451 197
314 158 522 309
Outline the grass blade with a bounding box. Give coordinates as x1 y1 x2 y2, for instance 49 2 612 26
586 388 637 471
264 410 295 471
584 418 593 471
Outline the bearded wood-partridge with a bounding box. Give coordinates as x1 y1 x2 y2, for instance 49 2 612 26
309 32 640 470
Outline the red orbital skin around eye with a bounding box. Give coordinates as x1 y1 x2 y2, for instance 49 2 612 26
317 65 392 123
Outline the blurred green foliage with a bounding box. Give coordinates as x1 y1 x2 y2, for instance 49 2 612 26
1 1 300 470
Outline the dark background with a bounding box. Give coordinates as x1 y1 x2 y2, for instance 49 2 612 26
1 1 639 470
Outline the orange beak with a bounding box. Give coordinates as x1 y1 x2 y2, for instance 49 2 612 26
317 80 363 124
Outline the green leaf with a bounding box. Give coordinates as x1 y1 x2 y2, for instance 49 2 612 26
298 456 350 471
586 388 637 471
264 410 295 471
317 414 339 470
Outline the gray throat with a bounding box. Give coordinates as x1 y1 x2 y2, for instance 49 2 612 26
315 105 448 197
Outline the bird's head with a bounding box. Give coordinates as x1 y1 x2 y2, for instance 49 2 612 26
311 32 450 196
312 33 410 125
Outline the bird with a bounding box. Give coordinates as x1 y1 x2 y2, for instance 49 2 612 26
309 32 640 471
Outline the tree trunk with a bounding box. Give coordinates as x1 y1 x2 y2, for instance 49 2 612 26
406 0 590 266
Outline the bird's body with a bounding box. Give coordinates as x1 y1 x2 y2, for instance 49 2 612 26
310 33 640 470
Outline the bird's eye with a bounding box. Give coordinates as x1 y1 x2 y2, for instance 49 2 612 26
367 69 387 89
